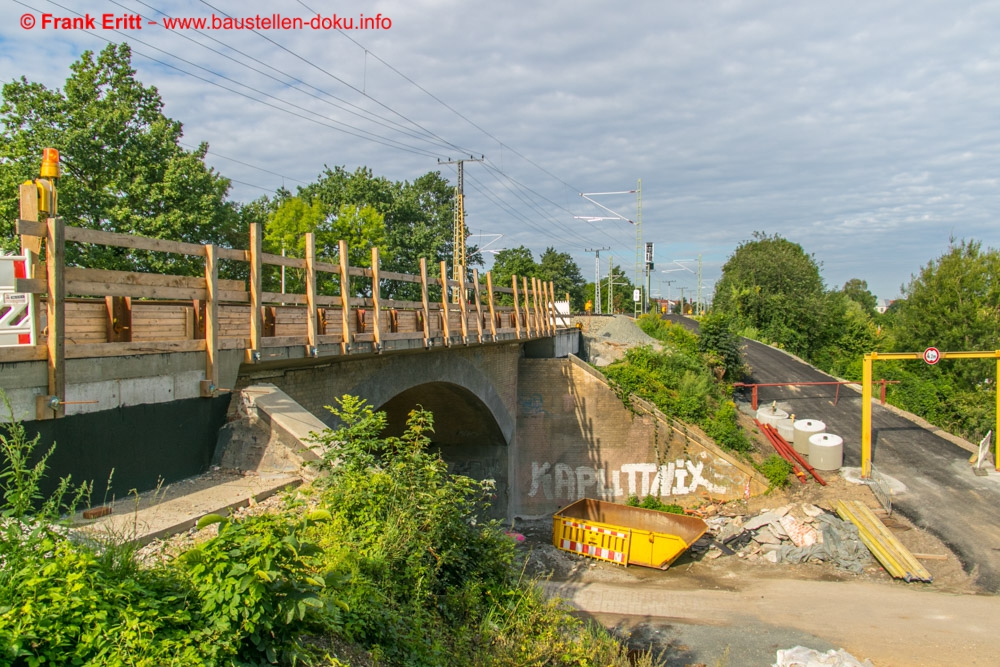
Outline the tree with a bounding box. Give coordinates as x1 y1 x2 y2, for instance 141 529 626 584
697 312 746 381
893 240 1000 354
537 247 586 310
713 232 825 357
0 43 237 274
295 166 463 300
842 278 878 315
490 246 537 304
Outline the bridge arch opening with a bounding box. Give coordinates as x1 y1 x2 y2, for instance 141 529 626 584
378 382 509 518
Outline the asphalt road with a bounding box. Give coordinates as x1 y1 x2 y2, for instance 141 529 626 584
665 314 1000 592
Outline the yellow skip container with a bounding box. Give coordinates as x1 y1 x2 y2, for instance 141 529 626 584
552 498 708 569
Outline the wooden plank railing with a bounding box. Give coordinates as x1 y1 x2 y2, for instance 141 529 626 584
9 217 562 418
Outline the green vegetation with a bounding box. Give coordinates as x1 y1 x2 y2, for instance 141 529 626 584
712 232 1000 444
625 495 685 514
0 394 653 666
490 245 587 310
0 44 240 274
604 314 752 454
756 455 794 490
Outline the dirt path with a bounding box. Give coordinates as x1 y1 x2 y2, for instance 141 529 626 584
543 577 1000 667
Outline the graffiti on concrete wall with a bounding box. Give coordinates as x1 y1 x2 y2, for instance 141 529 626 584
528 459 728 501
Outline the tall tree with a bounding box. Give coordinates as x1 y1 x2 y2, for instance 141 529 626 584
841 278 878 315
0 43 237 274
537 247 586 310
713 232 825 357
490 246 537 304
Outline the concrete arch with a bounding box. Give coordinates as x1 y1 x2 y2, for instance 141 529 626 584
335 351 516 446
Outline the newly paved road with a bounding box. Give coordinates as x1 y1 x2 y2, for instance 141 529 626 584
665 315 1000 592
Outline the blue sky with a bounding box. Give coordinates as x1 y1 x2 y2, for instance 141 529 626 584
4 0 1000 301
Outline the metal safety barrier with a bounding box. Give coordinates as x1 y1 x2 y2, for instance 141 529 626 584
0 255 34 346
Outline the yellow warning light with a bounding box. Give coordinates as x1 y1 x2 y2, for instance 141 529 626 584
40 148 60 179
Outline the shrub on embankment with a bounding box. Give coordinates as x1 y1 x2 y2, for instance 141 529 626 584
603 314 753 455
0 392 655 666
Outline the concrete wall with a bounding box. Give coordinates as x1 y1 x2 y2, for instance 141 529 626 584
0 350 243 423
514 355 767 517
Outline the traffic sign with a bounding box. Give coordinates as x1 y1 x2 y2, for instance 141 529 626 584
923 347 941 365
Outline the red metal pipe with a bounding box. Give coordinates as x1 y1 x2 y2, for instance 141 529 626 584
762 422 827 486
755 419 807 483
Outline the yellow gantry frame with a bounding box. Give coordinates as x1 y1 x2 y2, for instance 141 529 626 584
862 350 1000 477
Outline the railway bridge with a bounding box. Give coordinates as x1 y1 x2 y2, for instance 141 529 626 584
1 215 763 517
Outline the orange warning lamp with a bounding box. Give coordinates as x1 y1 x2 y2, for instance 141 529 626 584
40 148 60 179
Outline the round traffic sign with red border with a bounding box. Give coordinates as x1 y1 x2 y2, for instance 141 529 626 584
923 347 941 365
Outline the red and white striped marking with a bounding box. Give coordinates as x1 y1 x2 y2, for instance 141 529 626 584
560 539 626 564
564 521 628 539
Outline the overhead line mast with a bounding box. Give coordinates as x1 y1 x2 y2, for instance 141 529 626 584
438 155 483 301
585 247 610 314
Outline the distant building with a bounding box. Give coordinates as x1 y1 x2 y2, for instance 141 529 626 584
875 298 895 314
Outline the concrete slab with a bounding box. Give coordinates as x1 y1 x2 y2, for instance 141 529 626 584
77 470 301 545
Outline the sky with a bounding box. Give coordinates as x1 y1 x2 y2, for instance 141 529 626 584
3 0 1000 302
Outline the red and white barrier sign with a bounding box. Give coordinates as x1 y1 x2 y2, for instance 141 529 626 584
0 256 34 346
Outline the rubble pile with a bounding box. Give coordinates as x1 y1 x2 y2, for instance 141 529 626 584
692 503 874 573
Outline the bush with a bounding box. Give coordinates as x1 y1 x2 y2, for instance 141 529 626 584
626 495 685 514
756 455 793 489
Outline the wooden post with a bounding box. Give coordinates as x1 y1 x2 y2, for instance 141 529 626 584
202 244 219 396
531 277 541 335
540 280 549 334
485 271 497 339
440 260 451 345
104 296 132 342
523 276 533 337
39 217 65 419
248 222 262 361
339 240 350 353
549 280 569 335
371 246 382 352
457 267 469 344
419 257 431 347
305 233 318 355
512 275 522 338
19 183 42 346
472 269 484 343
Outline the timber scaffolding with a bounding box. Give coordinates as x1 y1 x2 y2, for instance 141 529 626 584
8 216 564 420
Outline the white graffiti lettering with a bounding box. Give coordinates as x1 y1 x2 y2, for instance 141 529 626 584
529 462 552 499
529 459 728 501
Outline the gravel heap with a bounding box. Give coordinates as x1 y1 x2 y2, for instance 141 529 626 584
571 314 662 366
